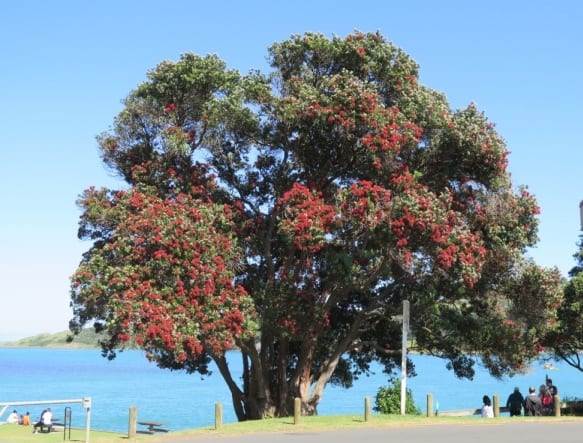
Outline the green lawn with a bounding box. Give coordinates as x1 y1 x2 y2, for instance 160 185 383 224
0 424 126 443
2 414 582 443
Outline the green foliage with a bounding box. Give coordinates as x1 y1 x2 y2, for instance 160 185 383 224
540 233 583 372
70 185 256 368
568 234 583 278
374 380 420 415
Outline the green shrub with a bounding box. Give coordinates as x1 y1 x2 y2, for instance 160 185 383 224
374 380 420 415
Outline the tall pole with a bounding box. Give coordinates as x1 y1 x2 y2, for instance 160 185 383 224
82 397 92 443
400 300 410 415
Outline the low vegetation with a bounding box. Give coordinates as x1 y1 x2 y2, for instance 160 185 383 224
374 380 421 415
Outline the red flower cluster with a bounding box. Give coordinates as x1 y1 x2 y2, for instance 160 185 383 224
278 183 337 253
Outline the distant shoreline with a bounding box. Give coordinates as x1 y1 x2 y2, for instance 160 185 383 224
0 330 101 349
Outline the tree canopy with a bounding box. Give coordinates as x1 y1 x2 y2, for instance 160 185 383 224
542 235 583 370
70 31 562 421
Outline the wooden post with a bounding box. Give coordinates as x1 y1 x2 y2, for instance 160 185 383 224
294 398 301 424
554 395 561 417
215 402 223 429
426 393 434 417
128 406 137 438
364 396 371 422
493 394 500 417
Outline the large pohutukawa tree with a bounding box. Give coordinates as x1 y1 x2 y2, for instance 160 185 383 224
70 31 562 421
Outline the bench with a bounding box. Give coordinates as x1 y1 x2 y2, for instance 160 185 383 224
34 420 62 433
137 421 169 434
34 423 56 433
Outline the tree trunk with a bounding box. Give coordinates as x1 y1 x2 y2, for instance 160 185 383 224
276 336 290 416
236 338 274 420
212 354 247 420
291 342 317 415
219 311 367 421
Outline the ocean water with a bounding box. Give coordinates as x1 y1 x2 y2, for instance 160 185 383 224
0 348 580 433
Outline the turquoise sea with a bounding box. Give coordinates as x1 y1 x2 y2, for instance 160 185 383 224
0 348 581 433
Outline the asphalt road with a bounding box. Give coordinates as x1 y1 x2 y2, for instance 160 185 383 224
162 420 583 443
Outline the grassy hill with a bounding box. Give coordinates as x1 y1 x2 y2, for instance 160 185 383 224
0 328 104 348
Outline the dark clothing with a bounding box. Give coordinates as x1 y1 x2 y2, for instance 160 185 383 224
524 394 542 416
547 384 558 397
507 391 524 416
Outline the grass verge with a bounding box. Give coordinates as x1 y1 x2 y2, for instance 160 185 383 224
2 414 583 443
0 425 126 443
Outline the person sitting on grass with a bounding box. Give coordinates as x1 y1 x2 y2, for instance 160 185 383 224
6 410 19 424
21 412 31 426
481 395 494 418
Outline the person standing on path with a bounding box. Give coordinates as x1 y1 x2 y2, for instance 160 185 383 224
506 387 524 416
540 386 553 415
546 377 558 397
524 387 542 416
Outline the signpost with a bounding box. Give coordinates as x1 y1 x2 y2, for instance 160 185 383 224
400 300 410 415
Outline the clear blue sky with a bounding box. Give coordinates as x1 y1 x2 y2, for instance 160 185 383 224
1 0 582 340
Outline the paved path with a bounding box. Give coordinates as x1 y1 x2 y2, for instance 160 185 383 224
161 420 583 443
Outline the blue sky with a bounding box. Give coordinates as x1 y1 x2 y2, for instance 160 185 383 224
1 0 582 340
